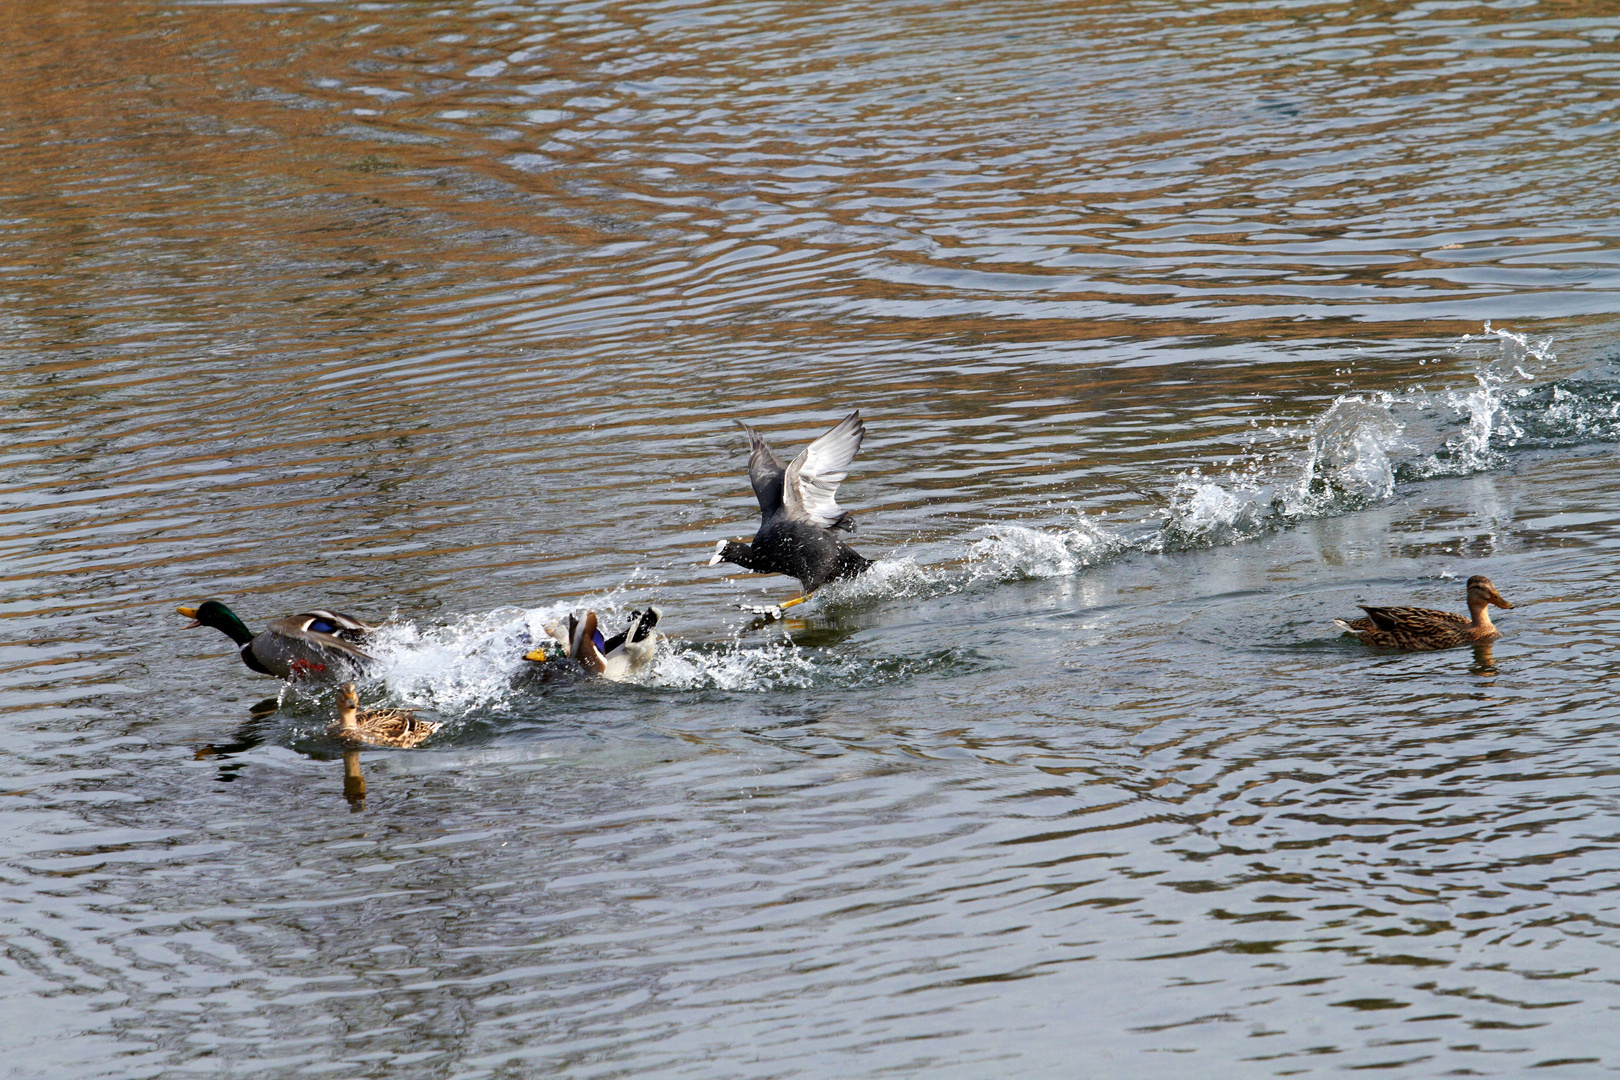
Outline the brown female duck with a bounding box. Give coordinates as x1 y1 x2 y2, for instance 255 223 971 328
1334 575 1513 651
330 682 439 748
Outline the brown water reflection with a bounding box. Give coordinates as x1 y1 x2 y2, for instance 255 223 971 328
342 748 366 810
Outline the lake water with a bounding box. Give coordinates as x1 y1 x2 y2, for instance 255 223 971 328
5 2 1620 1076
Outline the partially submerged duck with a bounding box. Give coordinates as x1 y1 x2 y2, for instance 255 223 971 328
709 411 873 608
331 682 439 749
1334 575 1513 651
524 608 660 681
178 600 375 680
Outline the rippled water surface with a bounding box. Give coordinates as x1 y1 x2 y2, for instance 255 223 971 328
6 1 1620 1076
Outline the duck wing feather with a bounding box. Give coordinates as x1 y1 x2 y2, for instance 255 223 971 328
737 421 786 516
782 411 864 530
263 614 376 664
1357 606 1468 633
569 611 607 675
294 609 376 641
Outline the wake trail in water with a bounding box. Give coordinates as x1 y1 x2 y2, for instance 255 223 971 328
1151 323 1609 549
331 327 1617 715
808 325 1620 585
341 597 879 716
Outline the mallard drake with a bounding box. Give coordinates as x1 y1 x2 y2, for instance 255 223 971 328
177 599 375 680
1334 575 1513 650
524 608 661 681
709 411 873 608
331 682 439 748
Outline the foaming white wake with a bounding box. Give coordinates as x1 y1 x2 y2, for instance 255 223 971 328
649 640 830 691
360 598 858 712
358 324 1607 682
814 553 940 605
366 603 568 714
969 515 1127 579
1155 323 1561 550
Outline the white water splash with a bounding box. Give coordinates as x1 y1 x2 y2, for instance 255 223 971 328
1526 381 1620 444
366 603 568 714
1405 325 1548 477
1295 396 1409 505
649 640 829 691
1153 324 1561 549
969 515 1128 579
813 553 941 605
363 325 1604 679
360 596 860 711
1159 472 1270 549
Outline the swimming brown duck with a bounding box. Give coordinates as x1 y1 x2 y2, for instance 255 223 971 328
1334 575 1513 651
330 682 439 748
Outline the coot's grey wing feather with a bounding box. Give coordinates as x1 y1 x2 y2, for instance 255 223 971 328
737 421 786 515
782 411 864 529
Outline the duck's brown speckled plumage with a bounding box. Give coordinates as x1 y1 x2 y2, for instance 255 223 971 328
331 683 439 748
1335 575 1513 651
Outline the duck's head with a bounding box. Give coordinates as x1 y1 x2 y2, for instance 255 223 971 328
522 628 567 664
337 682 360 710
177 600 256 644
523 641 564 663
1465 576 1512 610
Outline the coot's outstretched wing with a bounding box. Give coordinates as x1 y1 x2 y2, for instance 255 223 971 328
737 420 786 516
783 411 865 530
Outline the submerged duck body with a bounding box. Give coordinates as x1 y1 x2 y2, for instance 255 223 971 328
330 682 438 749
709 411 873 597
178 599 375 680
524 608 661 682
1334 575 1513 651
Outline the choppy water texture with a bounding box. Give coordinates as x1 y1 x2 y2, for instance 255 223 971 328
5 2 1620 1076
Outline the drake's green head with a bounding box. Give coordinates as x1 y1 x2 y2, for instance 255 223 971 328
177 600 256 645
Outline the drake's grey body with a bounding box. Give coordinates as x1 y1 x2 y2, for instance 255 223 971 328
709 411 873 595
180 601 375 681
